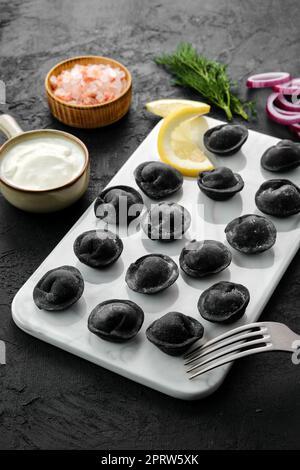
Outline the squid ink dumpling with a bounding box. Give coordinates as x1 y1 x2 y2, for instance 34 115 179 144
255 179 300 217
73 229 123 268
225 214 277 254
142 202 191 241
180 240 232 278
198 281 250 324
33 265 84 311
197 167 244 201
125 254 179 294
94 185 144 225
88 299 144 342
261 140 300 172
204 124 248 156
134 161 183 199
146 312 204 356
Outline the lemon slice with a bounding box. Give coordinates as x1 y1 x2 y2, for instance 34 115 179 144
157 105 214 177
146 99 209 118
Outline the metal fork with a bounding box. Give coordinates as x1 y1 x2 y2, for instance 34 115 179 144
184 322 300 380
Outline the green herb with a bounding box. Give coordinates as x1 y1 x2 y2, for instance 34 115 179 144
155 42 255 121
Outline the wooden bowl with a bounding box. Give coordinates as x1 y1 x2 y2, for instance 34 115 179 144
45 56 132 128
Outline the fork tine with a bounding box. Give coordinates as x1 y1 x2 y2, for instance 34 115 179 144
184 329 268 365
186 336 271 373
184 322 264 359
187 344 272 379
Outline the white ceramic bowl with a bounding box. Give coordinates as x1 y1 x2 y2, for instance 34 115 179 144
0 115 90 213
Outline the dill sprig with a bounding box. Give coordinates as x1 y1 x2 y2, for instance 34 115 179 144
155 43 255 121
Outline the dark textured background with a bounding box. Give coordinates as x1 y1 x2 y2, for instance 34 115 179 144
0 0 300 450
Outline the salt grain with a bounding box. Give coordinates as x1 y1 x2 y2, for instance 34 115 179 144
51 63 127 105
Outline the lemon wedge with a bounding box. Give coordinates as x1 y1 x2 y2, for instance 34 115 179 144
157 105 214 177
146 98 209 118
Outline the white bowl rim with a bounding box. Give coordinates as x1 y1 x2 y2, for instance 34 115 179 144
0 129 89 193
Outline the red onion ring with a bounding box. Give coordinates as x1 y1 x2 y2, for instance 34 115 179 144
289 123 300 133
246 72 291 88
276 94 300 112
273 78 300 94
266 92 300 125
273 103 300 116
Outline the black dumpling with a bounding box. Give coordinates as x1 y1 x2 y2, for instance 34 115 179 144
146 312 204 356
33 265 84 311
94 185 144 225
142 202 191 241
180 240 232 278
225 214 277 254
255 179 300 217
204 124 248 156
198 281 250 324
88 299 144 342
73 229 123 268
125 254 179 294
261 140 300 172
134 161 183 199
197 167 244 201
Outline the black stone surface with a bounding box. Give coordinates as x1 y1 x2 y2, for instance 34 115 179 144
0 0 300 450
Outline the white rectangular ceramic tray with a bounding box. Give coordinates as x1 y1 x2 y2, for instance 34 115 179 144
12 117 300 400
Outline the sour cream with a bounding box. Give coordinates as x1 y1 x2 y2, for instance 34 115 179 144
0 134 86 190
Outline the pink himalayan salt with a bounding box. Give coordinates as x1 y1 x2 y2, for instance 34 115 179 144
50 63 127 105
